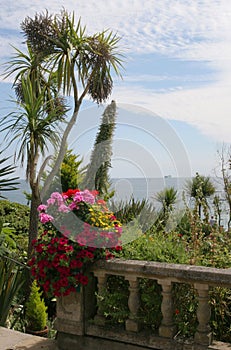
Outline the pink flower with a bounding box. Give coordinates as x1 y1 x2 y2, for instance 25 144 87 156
81 189 95 204
58 204 70 213
73 192 84 202
68 202 77 210
51 192 63 200
47 198 56 206
37 204 48 212
115 226 122 234
39 213 54 224
47 192 64 206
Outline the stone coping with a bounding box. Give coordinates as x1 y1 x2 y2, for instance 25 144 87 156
0 327 57 350
92 258 231 286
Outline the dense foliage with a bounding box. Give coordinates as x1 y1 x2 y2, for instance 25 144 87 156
98 207 231 342
25 280 47 331
1 169 231 342
0 200 29 253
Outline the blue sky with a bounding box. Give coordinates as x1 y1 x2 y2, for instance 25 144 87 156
0 0 230 179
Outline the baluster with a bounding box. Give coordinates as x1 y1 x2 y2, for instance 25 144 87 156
125 276 141 332
194 283 212 347
94 272 107 326
158 279 176 338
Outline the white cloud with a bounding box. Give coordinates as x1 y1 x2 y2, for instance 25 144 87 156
1 0 230 56
0 0 231 145
111 79 231 144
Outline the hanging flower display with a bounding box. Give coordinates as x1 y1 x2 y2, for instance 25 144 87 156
28 189 122 298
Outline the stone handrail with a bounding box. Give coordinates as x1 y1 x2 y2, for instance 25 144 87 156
55 259 231 350
92 259 231 286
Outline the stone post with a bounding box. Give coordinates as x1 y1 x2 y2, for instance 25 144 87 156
194 283 212 348
94 271 107 326
158 279 176 338
55 291 84 336
125 276 141 332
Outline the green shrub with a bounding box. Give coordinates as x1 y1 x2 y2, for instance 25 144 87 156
25 281 47 331
104 209 231 341
173 283 198 338
110 197 157 232
0 200 30 252
120 230 189 264
96 276 129 324
138 279 162 331
210 287 231 342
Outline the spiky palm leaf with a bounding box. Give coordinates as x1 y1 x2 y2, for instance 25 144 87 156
20 10 123 103
155 187 178 212
1 76 66 181
0 257 26 326
185 173 215 201
0 152 19 198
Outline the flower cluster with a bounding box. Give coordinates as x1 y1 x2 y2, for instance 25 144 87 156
29 189 122 298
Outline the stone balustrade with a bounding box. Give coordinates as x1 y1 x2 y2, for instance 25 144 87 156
55 259 231 350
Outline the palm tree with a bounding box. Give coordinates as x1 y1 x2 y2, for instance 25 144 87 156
155 187 177 228
19 10 123 198
185 173 215 218
2 76 65 256
155 187 178 213
2 9 123 256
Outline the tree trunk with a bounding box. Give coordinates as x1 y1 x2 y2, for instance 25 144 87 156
41 104 81 198
28 184 41 259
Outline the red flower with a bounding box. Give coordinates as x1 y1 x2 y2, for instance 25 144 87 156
76 273 88 286
38 268 46 278
43 280 51 292
62 189 79 198
63 245 74 252
29 188 123 298
31 267 37 276
28 257 35 266
90 190 99 197
59 277 69 287
35 244 45 253
57 266 70 275
70 259 83 269
47 245 57 254
105 251 115 260
97 199 106 205
115 245 122 251
59 237 68 245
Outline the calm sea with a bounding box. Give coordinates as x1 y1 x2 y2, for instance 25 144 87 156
111 177 189 202
2 177 229 228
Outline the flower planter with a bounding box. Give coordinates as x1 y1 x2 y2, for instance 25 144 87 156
26 325 49 337
29 189 122 299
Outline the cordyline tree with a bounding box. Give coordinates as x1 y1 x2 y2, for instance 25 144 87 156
154 187 177 228
185 172 215 218
82 100 117 197
2 9 123 257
